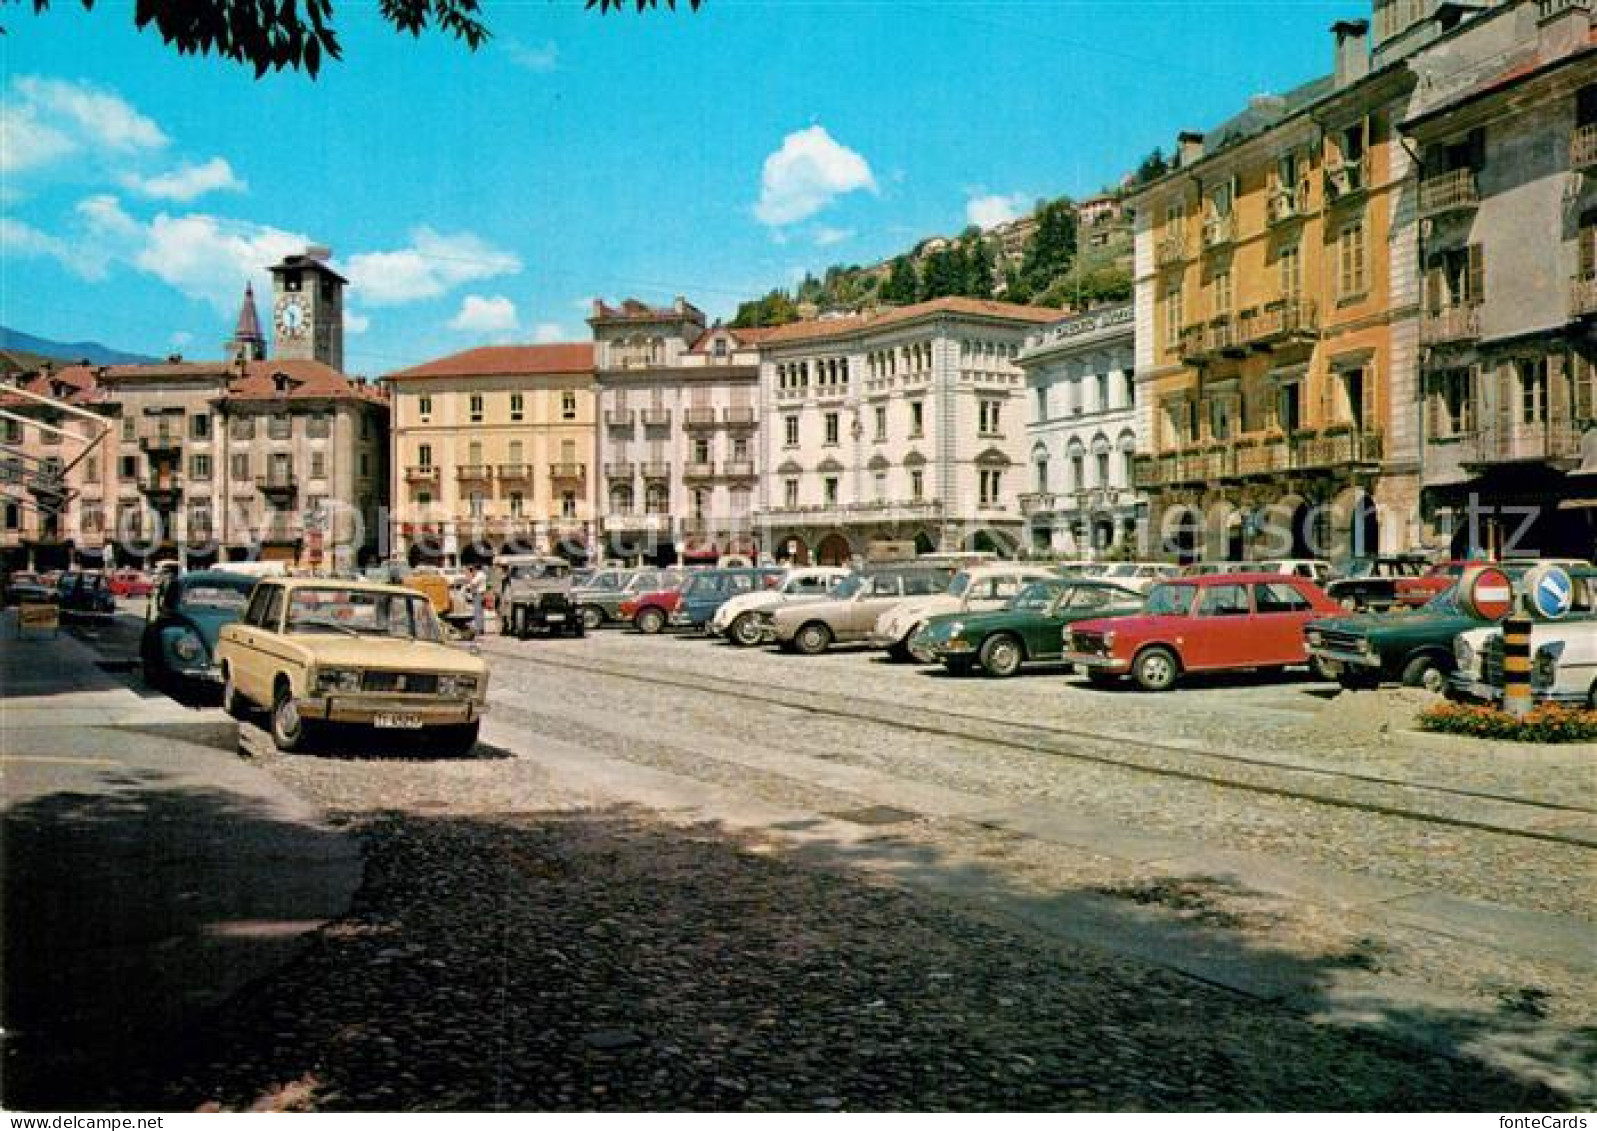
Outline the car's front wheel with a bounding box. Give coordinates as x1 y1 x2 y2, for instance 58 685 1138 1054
581 605 604 632
1132 646 1180 692
730 613 762 647
270 682 310 752
793 621 832 656
979 633 1024 678
635 607 666 634
1401 653 1447 694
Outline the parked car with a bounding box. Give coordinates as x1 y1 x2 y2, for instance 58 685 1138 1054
1091 561 1182 593
1304 567 1541 692
871 563 1060 662
769 565 955 655
1449 569 1597 706
1062 573 1341 692
139 570 258 690
575 568 686 631
670 567 785 631
1393 560 1480 609
56 571 115 619
620 581 687 634
499 556 581 638
3 571 53 607
108 569 156 598
1324 556 1430 611
1254 559 1335 586
216 577 489 755
710 566 851 645
919 578 1145 677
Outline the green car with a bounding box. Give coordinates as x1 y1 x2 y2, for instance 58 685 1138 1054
1305 583 1505 692
917 578 1145 677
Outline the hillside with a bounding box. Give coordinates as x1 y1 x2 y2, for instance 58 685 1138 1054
0 326 156 367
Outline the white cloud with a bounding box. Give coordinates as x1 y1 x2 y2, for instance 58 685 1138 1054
966 192 1031 229
121 157 246 202
345 227 522 307
135 211 308 312
533 322 566 344
344 311 371 335
0 216 93 277
505 39 559 72
812 225 853 247
449 294 519 334
755 125 876 227
1 76 168 175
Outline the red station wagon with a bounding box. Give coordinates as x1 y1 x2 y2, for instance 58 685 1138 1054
1062 572 1342 692
619 584 684 634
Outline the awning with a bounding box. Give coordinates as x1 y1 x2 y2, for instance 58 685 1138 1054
1556 497 1597 510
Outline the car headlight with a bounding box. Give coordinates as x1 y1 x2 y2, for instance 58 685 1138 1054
946 622 964 638
1102 631 1116 649
1454 636 1474 673
171 631 203 662
1533 642 1564 689
1306 629 1323 647
314 668 363 694
438 674 480 697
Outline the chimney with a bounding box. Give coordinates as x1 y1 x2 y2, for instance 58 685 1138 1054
305 244 332 261
1332 19 1371 88
1538 0 1592 60
1177 130 1205 168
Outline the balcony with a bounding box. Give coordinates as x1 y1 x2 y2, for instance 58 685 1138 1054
549 462 586 480
641 407 671 427
1237 299 1319 350
139 476 184 502
723 460 756 478
1178 318 1241 364
139 432 182 455
604 409 636 427
604 461 636 479
1420 303 1483 345
684 406 718 428
256 471 297 497
1266 186 1305 226
723 405 756 426
1323 156 1368 203
1200 214 1235 250
683 461 716 480
761 500 945 526
640 461 671 479
1154 233 1188 268
1019 492 1057 516
1234 435 1289 476
1290 428 1384 469
1573 122 1597 170
1571 274 1597 319
1418 168 1480 218
405 464 440 485
497 462 532 481
1463 422 1582 468
456 464 493 482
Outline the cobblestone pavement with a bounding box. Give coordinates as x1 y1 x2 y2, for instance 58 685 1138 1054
61 615 1597 1109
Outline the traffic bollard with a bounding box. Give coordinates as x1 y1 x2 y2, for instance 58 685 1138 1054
1501 615 1533 719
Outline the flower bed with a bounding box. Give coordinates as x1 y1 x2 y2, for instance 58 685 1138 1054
1418 702 1597 744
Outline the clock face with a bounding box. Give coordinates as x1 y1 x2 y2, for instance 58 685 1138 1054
275 296 308 338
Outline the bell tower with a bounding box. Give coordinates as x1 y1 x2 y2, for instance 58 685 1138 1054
268 244 347 370
224 281 267 363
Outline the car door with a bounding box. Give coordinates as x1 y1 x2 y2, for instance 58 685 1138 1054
1188 582 1252 670
232 583 284 702
969 574 1021 614
1251 580 1314 664
844 574 904 639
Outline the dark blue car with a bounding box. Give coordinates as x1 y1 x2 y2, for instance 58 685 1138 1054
139 570 258 690
668 567 783 632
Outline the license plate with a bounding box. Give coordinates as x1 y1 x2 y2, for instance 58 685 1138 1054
545 613 565 622
374 713 424 729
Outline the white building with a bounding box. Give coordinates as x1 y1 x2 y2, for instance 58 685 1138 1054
1013 303 1141 558
590 298 771 564
754 297 1060 564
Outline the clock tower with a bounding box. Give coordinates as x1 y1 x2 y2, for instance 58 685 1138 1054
268 245 347 370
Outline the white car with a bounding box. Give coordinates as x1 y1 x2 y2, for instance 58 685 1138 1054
1093 561 1182 594
871 564 1059 662
1451 572 1597 707
709 566 851 646
1256 559 1335 586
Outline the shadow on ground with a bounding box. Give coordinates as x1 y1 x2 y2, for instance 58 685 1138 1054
9 791 1587 1112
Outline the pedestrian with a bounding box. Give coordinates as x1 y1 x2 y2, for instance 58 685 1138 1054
467 563 488 642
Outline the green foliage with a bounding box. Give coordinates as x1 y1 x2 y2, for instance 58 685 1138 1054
1418 702 1597 743
881 256 920 305
1037 262 1132 310
1133 147 1170 186
1019 199 1077 296
966 236 995 300
730 289 800 329
22 0 699 76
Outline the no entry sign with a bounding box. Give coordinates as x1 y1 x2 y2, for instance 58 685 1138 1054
1459 564 1515 621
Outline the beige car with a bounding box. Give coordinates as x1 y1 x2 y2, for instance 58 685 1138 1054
769 566 955 655
871 563 1060 661
216 577 489 754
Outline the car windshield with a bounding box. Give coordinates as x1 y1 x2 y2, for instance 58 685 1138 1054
286 588 444 641
1104 564 1139 578
1423 585 1462 615
181 580 253 609
833 574 866 599
1009 582 1063 613
947 572 972 597
1143 584 1194 616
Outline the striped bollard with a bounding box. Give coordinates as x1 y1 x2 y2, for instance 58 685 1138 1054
1501 615 1534 719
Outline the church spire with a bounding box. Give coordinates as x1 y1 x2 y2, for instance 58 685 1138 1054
225 281 266 363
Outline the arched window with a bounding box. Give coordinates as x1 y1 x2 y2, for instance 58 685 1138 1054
646 483 669 515
610 484 633 515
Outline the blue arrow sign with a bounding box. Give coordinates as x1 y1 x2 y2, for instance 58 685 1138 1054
1530 567 1573 620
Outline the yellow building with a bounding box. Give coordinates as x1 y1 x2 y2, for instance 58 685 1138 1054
385 344 597 564
1128 20 1419 561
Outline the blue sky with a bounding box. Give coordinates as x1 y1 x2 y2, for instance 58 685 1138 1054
2 0 1346 374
